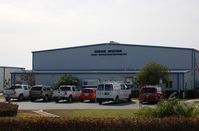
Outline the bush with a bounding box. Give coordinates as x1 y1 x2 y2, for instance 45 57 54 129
53 75 79 89
139 93 199 118
0 102 18 117
1 117 199 131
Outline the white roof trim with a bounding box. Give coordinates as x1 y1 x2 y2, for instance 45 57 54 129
12 70 191 74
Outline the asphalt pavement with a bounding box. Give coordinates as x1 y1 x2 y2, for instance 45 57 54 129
0 98 155 110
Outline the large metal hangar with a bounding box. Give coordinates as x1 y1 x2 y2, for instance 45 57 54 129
11 42 199 93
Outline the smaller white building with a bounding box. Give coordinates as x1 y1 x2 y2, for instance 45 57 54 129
0 66 25 92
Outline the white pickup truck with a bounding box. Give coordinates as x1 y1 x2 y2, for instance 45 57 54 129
53 85 81 103
3 84 31 101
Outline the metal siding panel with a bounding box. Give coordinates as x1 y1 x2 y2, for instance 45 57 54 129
35 74 62 86
194 51 199 87
184 71 194 90
0 68 3 91
170 74 178 90
33 44 193 71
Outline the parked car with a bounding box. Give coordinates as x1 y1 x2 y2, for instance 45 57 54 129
3 84 31 101
139 85 164 104
80 88 96 102
52 85 81 103
29 85 53 102
96 82 132 104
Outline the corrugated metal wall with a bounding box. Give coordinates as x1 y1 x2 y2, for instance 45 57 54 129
194 51 199 88
33 44 193 71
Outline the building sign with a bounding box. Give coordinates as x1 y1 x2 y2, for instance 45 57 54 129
91 49 127 56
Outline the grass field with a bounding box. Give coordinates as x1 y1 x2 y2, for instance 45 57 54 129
16 110 41 118
0 94 4 99
45 109 139 119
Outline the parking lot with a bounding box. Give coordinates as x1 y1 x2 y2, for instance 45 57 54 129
0 98 155 110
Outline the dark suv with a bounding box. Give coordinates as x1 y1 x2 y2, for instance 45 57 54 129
29 85 53 102
139 85 164 104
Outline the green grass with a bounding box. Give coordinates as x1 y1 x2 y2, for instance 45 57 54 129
0 95 4 99
45 109 139 119
16 110 41 118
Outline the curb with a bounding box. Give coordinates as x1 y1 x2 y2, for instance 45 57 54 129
185 99 199 108
185 99 199 103
33 109 60 117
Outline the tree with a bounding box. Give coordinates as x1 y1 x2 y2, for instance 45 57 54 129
20 74 35 86
135 61 169 86
54 75 79 89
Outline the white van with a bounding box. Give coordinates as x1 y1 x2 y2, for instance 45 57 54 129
96 82 132 104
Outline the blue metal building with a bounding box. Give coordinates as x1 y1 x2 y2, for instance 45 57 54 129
12 42 199 92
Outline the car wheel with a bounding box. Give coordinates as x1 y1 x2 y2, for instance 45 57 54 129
91 99 96 103
31 98 36 102
55 99 59 103
68 95 72 103
114 96 119 104
43 95 48 102
140 101 144 104
98 101 103 104
128 95 132 102
18 94 24 101
80 99 84 102
5 97 10 102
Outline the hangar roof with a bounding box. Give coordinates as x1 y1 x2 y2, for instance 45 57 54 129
32 41 198 53
12 70 191 74
0 66 25 70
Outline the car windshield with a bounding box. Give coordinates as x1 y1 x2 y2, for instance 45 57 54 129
10 86 21 89
60 87 71 91
31 87 42 91
141 88 156 93
105 84 113 91
82 89 93 93
97 84 104 91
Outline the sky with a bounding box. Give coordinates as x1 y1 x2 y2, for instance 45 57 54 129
0 0 199 69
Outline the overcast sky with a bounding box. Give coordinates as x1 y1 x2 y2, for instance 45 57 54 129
0 0 199 69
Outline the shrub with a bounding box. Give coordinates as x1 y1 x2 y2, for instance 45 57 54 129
0 102 18 117
1 117 199 131
53 75 79 89
139 93 199 118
